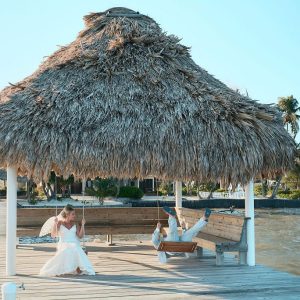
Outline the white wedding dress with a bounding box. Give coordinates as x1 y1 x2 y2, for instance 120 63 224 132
40 224 95 276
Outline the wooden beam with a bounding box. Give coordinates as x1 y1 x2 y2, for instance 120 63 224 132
17 207 168 226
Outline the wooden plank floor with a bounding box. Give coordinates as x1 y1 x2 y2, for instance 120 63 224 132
0 237 300 299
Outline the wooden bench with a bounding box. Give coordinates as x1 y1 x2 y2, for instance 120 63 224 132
176 208 248 265
17 207 168 244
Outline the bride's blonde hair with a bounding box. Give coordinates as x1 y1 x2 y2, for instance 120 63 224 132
61 204 75 219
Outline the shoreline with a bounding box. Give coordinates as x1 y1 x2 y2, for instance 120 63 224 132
2 196 300 209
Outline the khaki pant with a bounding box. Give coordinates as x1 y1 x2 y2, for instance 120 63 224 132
152 215 207 263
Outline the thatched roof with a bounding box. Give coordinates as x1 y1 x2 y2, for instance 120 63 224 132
0 7 296 184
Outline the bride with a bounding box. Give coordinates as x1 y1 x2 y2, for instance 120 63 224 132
40 204 95 276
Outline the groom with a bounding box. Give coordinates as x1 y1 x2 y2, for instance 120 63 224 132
152 207 211 263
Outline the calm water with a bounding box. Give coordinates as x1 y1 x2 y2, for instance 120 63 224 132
255 209 300 275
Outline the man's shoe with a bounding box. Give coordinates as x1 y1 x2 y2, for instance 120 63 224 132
205 208 212 219
162 206 176 217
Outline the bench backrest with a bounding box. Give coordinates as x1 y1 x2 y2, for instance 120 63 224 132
17 207 168 227
176 208 246 242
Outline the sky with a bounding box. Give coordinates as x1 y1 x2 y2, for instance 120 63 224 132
0 0 299 105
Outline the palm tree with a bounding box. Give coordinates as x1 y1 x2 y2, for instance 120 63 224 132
282 143 300 190
278 95 300 139
269 97 299 199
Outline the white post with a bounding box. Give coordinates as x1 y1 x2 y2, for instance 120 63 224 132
134 179 140 188
245 179 255 266
6 166 17 276
2 282 17 300
175 181 182 208
152 177 155 191
82 178 86 196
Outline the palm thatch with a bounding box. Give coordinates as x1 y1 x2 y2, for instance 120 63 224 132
0 7 296 184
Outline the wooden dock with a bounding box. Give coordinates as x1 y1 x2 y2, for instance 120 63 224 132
0 237 300 299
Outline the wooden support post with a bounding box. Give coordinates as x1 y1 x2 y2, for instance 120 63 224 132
82 178 86 196
196 247 203 257
216 251 224 266
134 179 140 188
219 179 225 189
239 251 247 265
245 179 255 266
6 166 17 276
106 234 115 246
175 181 182 208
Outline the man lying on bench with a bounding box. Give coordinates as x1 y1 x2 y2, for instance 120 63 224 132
152 207 211 263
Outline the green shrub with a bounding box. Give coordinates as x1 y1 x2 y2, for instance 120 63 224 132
35 186 46 198
277 189 291 198
277 189 291 195
254 185 262 196
277 192 286 198
85 178 118 203
254 184 270 196
28 198 38 205
27 189 38 204
277 190 300 199
198 183 216 192
158 188 168 196
279 190 300 199
289 191 300 199
118 186 144 199
158 182 173 196
182 185 199 196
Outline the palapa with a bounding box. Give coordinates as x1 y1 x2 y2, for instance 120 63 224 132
0 7 296 184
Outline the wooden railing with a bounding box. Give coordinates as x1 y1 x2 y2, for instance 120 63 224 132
17 207 169 236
